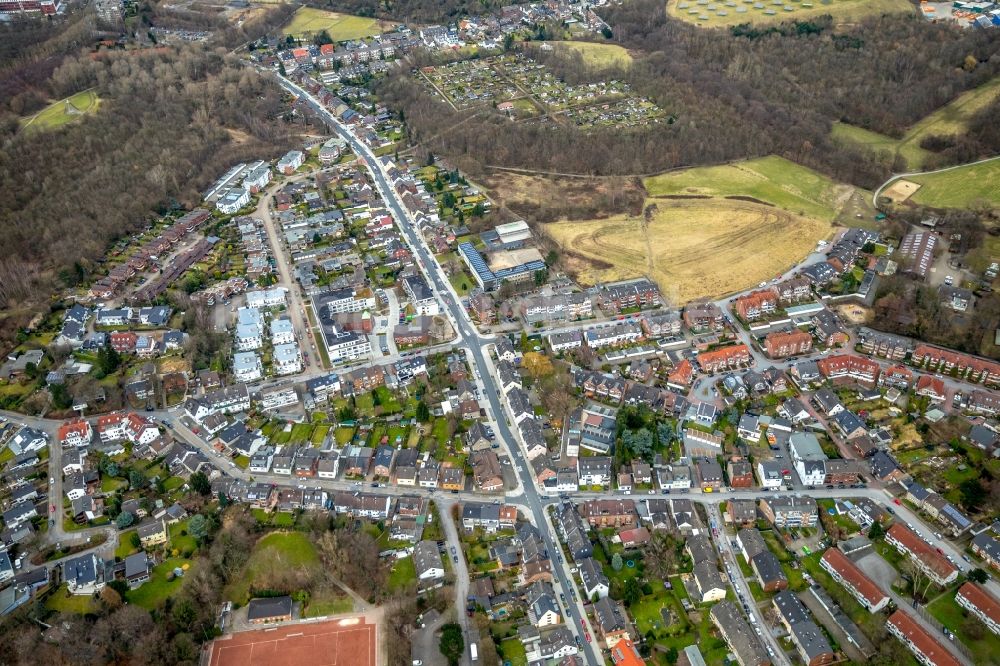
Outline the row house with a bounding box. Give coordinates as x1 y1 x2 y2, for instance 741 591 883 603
774 276 812 303
816 354 880 387
857 328 912 360
683 303 725 332
912 344 1000 386
584 323 643 349
955 582 1000 636
765 329 813 359
640 311 682 338
579 499 637 529
598 279 660 312
759 496 817 528
697 344 751 372
820 548 889 612
886 610 961 666
576 370 627 404
734 289 779 321
884 524 958 586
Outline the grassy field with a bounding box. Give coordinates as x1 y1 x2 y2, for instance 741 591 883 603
926 589 1000 664
666 0 912 27
906 159 1000 210
546 197 831 303
127 557 189 610
643 156 863 222
303 593 354 618
833 76 1000 170
282 8 388 40
224 531 320 604
832 122 931 170
544 41 633 68
22 90 100 132
45 584 99 614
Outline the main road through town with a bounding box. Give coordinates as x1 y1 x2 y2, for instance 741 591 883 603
270 72 603 665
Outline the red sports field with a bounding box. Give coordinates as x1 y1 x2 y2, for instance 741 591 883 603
206 617 376 666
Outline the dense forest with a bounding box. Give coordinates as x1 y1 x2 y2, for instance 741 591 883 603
303 0 526 22
381 6 1000 187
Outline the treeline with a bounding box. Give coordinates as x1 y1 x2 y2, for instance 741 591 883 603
918 93 1000 169
304 0 526 22
385 3 1000 189
0 46 296 323
0 11 99 119
605 1 1000 137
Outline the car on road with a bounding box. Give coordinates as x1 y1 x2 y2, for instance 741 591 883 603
893 498 901 505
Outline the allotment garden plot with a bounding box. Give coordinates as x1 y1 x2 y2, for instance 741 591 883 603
419 54 665 128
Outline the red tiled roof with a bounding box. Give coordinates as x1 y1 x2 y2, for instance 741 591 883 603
886 524 956 581
668 359 693 385
821 548 887 607
816 354 880 380
915 375 946 397
96 412 126 429
58 418 90 441
887 610 961 666
914 344 1000 378
956 582 1000 622
610 639 645 666
698 344 751 366
734 289 778 318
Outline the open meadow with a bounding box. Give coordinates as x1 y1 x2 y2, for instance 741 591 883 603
542 41 633 69
223 531 320 604
907 159 1000 210
545 198 831 303
832 75 1000 170
666 0 912 27
282 7 389 40
22 90 100 132
642 155 866 222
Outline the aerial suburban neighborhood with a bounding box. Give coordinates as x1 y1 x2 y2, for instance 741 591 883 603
1 0 1000 665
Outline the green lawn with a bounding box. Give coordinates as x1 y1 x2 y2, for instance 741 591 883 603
908 159 1000 210
304 594 354 618
926 590 1000 664
126 557 190 610
334 426 356 445
289 422 314 443
311 425 331 445
431 418 451 445
388 556 416 593
168 520 198 556
116 532 139 559
355 392 375 416
163 476 186 492
282 7 386 40
224 531 320 604
45 584 100 614
643 155 859 222
101 477 127 493
832 122 931 171
543 41 632 69
499 637 528 666
22 90 101 132
450 271 473 297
